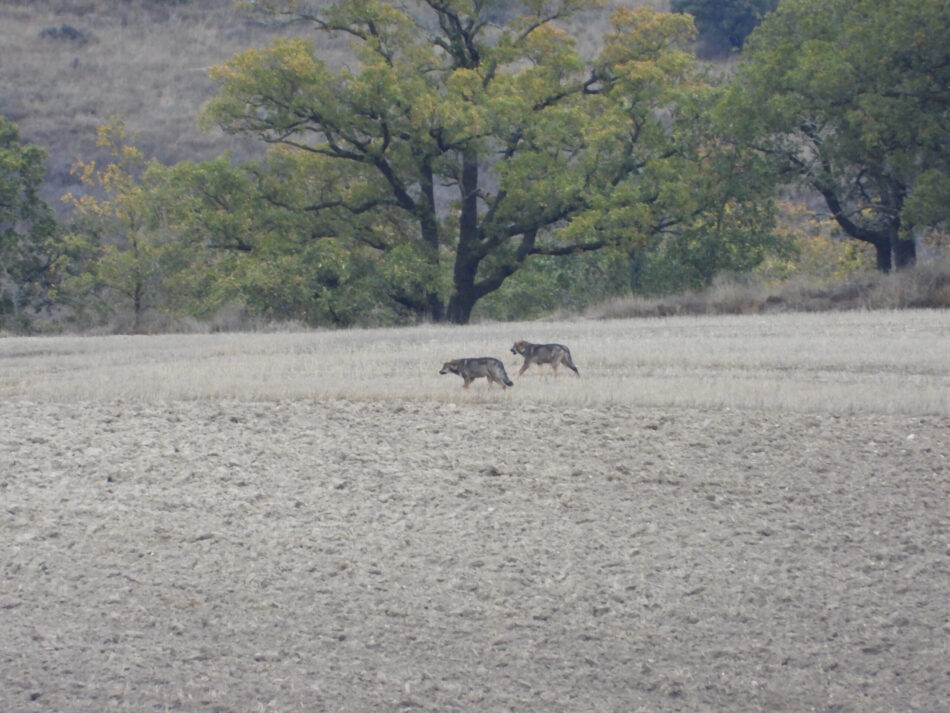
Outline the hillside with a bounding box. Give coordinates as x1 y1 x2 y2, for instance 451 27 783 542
1 0 296 210
1 0 646 214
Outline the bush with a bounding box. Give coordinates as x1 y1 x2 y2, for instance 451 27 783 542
589 255 950 320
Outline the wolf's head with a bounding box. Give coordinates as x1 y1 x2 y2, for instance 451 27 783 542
439 360 460 375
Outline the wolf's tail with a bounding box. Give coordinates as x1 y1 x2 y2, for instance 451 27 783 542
564 352 580 375
504 377 514 387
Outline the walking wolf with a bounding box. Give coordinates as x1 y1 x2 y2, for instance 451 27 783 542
510 340 580 377
439 358 514 389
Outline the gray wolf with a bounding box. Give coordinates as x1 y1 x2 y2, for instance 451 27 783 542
439 358 514 389
510 340 580 377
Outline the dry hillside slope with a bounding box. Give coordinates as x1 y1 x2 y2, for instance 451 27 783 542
1 0 645 210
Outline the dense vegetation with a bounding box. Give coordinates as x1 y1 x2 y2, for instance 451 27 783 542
1 0 948 333
0 117 57 326
671 0 779 55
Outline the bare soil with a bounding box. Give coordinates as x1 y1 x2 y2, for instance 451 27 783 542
2 398 948 712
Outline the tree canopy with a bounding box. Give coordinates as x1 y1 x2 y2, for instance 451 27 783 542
153 150 402 326
722 0 950 272
24 0 948 332
62 120 171 332
0 117 56 330
202 0 775 323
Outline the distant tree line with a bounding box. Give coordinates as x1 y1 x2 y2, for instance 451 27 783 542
1 0 947 332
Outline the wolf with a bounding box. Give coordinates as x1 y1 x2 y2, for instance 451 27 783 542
439 357 514 389
510 340 580 377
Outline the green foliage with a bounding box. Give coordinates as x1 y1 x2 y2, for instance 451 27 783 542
153 150 417 327
201 0 775 323
671 0 779 55
475 248 631 321
0 117 57 331
61 119 172 332
724 0 950 272
755 202 875 285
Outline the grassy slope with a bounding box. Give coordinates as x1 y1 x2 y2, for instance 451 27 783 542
1 0 297 207
1 0 642 211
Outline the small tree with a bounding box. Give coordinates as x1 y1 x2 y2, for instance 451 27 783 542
63 120 170 332
0 117 57 331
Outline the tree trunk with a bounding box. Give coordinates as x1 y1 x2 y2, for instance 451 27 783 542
446 284 477 324
873 239 892 273
446 152 482 325
425 291 445 323
871 233 916 273
132 282 144 333
418 165 445 322
815 184 918 274
894 236 916 269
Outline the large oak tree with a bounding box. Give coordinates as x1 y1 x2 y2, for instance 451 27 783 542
204 0 771 323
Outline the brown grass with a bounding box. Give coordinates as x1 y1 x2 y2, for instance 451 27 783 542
590 258 950 320
1 0 637 208
2 310 948 416
1 0 336 203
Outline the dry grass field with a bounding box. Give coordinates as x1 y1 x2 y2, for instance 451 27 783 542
2 310 949 712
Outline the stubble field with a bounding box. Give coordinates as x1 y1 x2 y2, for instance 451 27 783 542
2 311 949 712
